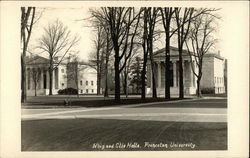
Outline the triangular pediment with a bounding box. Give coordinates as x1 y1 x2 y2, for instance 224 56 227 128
154 46 189 57
26 55 50 65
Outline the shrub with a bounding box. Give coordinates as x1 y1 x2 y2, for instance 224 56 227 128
201 88 215 94
58 88 78 95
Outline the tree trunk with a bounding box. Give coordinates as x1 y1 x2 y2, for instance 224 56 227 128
165 31 171 99
151 62 157 98
96 51 100 95
21 56 27 103
96 74 101 95
196 78 202 97
49 58 53 95
49 69 53 95
149 37 157 98
34 82 37 96
141 59 147 99
126 75 128 98
124 70 128 98
104 29 110 98
178 47 184 99
75 63 79 98
76 80 79 98
97 73 102 95
114 48 120 102
123 78 127 97
104 60 109 97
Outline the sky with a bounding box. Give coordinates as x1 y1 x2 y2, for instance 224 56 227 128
27 5 246 61
29 7 95 61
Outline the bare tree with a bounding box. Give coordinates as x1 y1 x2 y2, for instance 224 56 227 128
185 13 219 97
101 7 142 102
174 8 218 99
88 8 113 97
67 54 86 98
141 7 160 99
38 20 80 95
141 7 149 99
174 7 194 99
160 7 175 99
31 68 41 96
121 47 140 97
88 25 106 95
21 7 36 102
103 28 113 97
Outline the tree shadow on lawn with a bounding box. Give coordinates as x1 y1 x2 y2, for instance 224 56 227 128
24 98 188 108
23 97 227 108
22 118 227 151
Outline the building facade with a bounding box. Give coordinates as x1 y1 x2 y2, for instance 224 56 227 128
67 62 98 94
25 56 97 96
146 46 226 96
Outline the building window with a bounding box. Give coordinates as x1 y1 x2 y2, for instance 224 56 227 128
86 81 88 85
91 81 94 86
86 89 88 93
61 69 64 73
81 90 83 93
61 83 64 87
92 89 94 93
80 80 82 86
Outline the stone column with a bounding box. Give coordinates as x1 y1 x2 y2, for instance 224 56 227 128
173 60 177 87
157 61 161 88
190 61 193 87
40 68 44 89
30 68 34 90
51 69 54 90
183 60 185 87
46 70 49 89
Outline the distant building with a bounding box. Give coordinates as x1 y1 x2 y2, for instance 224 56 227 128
67 62 97 94
146 46 226 96
25 55 97 96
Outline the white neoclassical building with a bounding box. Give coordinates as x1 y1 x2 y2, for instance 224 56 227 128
25 55 97 96
146 46 226 96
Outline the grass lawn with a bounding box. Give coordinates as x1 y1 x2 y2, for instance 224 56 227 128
23 95 227 109
23 97 189 108
22 118 227 151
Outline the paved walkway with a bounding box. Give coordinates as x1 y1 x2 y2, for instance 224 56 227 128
22 98 227 122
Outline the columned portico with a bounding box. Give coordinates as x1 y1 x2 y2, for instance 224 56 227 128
157 61 161 88
26 66 60 96
147 58 197 96
40 68 44 89
173 60 177 87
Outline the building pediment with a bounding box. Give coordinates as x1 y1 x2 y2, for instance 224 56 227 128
154 46 190 58
26 55 50 65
